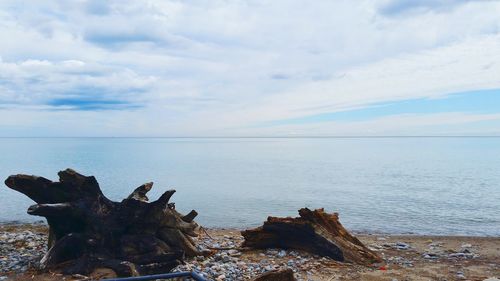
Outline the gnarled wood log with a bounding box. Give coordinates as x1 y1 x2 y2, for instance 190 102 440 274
253 269 296 281
4 169 202 277
241 208 382 265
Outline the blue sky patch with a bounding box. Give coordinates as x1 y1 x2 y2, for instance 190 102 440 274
84 31 162 48
261 89 500 126
47 98 141 111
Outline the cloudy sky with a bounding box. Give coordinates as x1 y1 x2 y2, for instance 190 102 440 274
1 0 500 137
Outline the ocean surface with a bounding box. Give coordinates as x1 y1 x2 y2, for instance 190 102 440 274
0 137 499 236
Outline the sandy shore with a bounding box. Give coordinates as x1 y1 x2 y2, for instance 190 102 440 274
1 224 499 280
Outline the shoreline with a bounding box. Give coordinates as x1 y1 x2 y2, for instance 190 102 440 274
1 223 499 280
1 221 498 238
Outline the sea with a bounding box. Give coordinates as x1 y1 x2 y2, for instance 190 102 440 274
1 137 499 236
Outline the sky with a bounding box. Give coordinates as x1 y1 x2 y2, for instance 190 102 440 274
1 0 500 137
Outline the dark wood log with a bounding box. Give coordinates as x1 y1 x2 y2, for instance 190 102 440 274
253 269 296 281
241 208 382 266
4 169 202 277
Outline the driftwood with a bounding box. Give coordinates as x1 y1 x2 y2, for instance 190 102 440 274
4 169 202 277
253 269 296 281
241 208 382 265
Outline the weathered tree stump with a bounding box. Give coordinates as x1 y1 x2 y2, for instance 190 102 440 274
4 169 202 277
241 208 382 265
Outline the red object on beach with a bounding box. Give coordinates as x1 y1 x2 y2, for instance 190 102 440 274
379 265 387 271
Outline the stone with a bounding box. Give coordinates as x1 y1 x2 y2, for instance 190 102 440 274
456 271 466 279
222 255 231 263
395 242 410 250
449 253 466 258
228 249 241 256
423 252 439 259
266 249 279 255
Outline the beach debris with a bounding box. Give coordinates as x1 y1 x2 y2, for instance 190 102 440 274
381 242 412 250
241 208 382 265
253 269 297 281
4 169 203 277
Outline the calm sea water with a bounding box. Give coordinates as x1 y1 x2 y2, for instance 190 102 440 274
1 137 499 236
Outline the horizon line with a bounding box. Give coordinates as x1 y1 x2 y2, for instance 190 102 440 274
1 135 500 139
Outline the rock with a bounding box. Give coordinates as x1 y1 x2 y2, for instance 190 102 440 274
428 242 443 248
277 250 287 258
422 252 439 259
456 271 466 279
228 249 241 256
395 242 410 250
448 252 477 259
266 249 279 255
264 265 274 271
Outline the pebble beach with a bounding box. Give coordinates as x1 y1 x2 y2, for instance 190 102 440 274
1 223 499 281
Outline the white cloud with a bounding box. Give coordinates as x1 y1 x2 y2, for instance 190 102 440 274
225 112 500 137
0 0 499 136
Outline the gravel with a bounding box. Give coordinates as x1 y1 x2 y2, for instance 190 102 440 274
0 225 47 274
172 233 330 281
0 226 331 281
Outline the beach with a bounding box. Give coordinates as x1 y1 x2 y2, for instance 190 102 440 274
3 0 500 279
1 223 498 281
